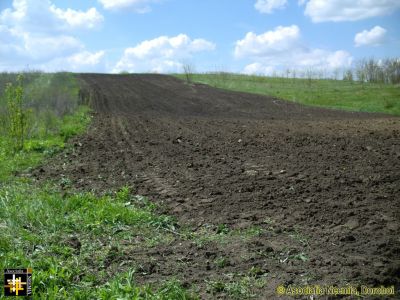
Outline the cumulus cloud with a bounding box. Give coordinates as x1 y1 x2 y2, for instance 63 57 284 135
23 35 83 61
50 6 104 29
235 25 352 75
0 0 105 71
235 25 300 58
68 51 105 67
254 0 287 14
114 34 215 73
98 0 159 12
1 0 103 31
302 0 400 22
40 51 106 72
354 26 387 47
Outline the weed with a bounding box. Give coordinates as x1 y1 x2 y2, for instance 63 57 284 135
288 228 310 247
214 257 229 268
206 276 256 299
183 63 195 84
248 266 268 278
216 223 230 235
278 248 308 264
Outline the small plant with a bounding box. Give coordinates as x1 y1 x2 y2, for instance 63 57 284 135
116 186 131 203
5 74 28 152
183 63 195 84
214 257 229 268
216 223 230 235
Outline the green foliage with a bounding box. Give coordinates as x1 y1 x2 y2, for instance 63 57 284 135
4 75 28 152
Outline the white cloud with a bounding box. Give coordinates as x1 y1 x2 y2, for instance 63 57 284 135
296 49 353 69
1 0 104 31
0 0 105 71
243 63 275 75
39 50 106 72
114 34 215 73
235 25 300 58
354 26 387 47
98 0 159 12
68 51 105 67
23 35 83 61
235 25 353 75
0 25 23 56
303 0 400 22
255 0 287 14
50 6 104 30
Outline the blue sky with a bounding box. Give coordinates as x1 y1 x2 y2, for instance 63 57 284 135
1 0 399 74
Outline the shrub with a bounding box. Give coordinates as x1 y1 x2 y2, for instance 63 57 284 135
5 75 28 152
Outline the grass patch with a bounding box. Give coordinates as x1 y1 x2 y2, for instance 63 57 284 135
0 183 196 299
175 73 400 116
206 273 268 299
184 223 264 249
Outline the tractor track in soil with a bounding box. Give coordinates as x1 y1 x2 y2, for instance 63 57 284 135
34 74 400 299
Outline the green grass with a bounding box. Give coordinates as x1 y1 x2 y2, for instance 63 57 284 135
176 73 400 116
0 183 196 299
183 223 264 249
206 274 268 300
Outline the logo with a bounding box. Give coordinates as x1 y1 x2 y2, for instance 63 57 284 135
4 269 32 297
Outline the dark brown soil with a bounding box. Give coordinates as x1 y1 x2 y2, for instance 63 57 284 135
34 74 400 299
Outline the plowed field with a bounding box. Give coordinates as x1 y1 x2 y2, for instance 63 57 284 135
35 74 400 298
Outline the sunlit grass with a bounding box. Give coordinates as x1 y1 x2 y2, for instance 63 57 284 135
176 73 400 116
